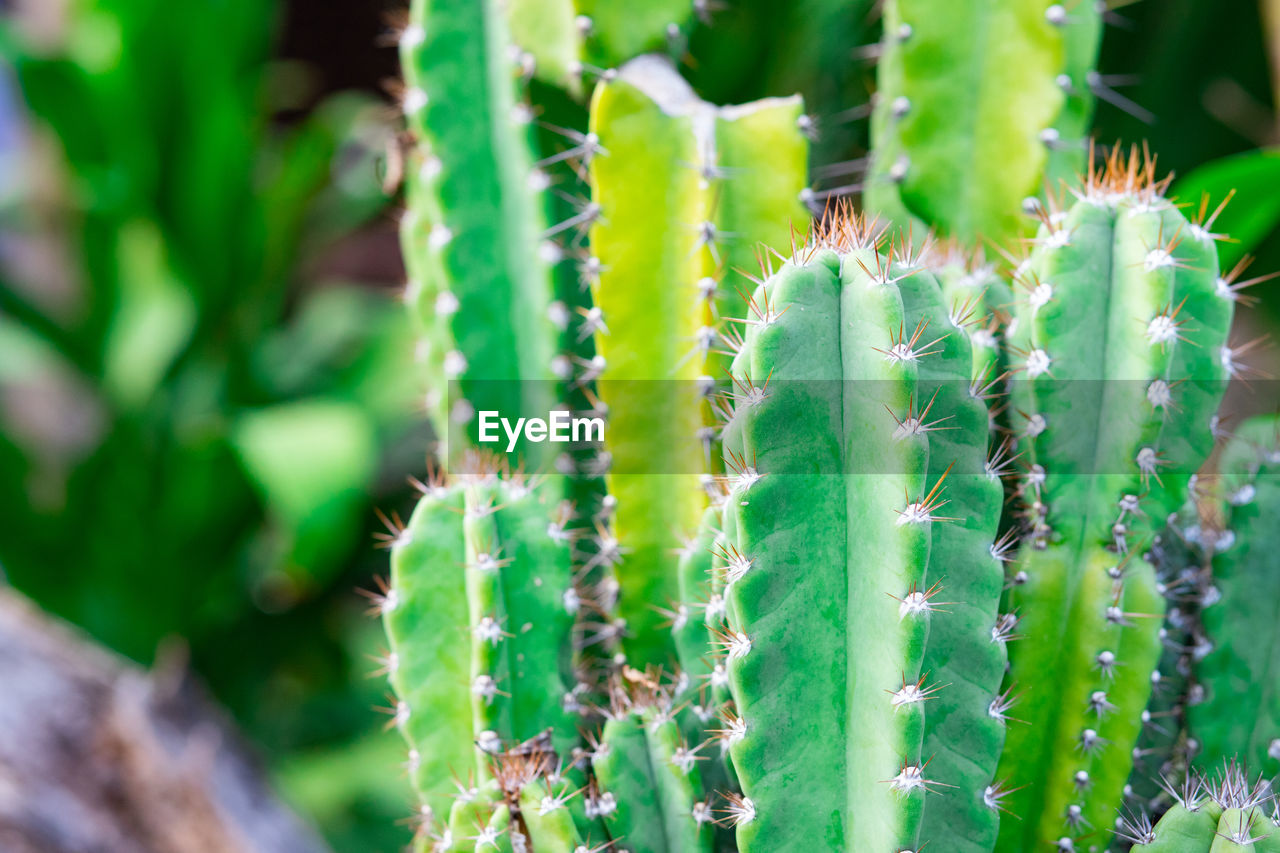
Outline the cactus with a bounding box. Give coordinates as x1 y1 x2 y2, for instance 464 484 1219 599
866 0 1067 244
715 213 1006 851
383 5 1280 852
995 150 1235 853
380 458 580 832
508 0 704 94
591 671 715 852
399 0 564 467
1041 0 1104 191
1188 416 1280 778
587 55 809 667
866 0 1115 246
1123 509 1213 810
1120 764 1280 852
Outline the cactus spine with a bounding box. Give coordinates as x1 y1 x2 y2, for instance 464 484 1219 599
995 151 1235 853
1121 764 1280 852
587 55 808 666
717 214 1006 851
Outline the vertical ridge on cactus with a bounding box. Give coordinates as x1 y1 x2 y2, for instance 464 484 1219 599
587 55 809 667
995 149 1235 853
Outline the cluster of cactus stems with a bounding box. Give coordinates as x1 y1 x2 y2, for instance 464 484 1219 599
382 1 1280 852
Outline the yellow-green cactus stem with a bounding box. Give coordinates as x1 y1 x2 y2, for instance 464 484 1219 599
587 55 809 667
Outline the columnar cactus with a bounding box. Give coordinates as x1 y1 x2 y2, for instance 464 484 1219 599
1121 764 1280 852
399 0 564 466
379 458 580 830
995 150 1235 853
1123 509 1212 809
867 0 1071 244
591 672 715 852
587 55 809 666
386 5 1280 852
716 214 1007 852
1189 416 1280 778
508 0 704 94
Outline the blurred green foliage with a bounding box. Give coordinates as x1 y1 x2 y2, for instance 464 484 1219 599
0 0 421 848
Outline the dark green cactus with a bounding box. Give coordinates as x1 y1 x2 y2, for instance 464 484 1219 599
1188 416 1280 778
399 0 564 466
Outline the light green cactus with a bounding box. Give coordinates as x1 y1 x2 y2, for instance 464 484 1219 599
995 150 1235 853
1120 764 1280 852
865 0 1117 246
716 215 1006 852
380 458 580 834
508 0 705 94
866 0 1068 244
587 55 809 667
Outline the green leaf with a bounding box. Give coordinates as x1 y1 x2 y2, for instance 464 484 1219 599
1172 147 1280 269
231 399 377 588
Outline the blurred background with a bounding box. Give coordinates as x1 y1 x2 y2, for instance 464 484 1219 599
0 0 1278 850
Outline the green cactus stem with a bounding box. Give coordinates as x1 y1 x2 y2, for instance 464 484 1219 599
867 0 1067 244
716 213 1006 851
587 54 808 667
1121 764 1280 852
380 458 580 832
996 150 1235 853
590 671 715 852
1189 416 1280 778
399 0 563 468
507 0 705 94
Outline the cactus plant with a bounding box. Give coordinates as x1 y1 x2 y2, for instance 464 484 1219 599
507 0 705 94
866 0 1069 244
715 214 1007 852
399 0 565 466
587 55 809 667
995 149 1235 853
380 457 580 826
1187 416 1280 779
1120 763 1280 852
383 3 1280 852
